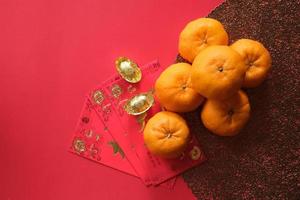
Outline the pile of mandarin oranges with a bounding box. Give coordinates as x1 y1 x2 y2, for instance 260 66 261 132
143 18 271 158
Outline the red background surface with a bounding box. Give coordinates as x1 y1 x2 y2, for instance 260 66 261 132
0 0 223 199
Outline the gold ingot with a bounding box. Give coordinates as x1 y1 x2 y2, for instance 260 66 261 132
115 57 142 83
124 91 154 116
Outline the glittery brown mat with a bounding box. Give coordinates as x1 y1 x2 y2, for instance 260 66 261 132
177 0 300 199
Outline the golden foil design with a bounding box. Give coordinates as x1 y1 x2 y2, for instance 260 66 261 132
95 134 101 141
89 144 99 158
85 130 93 138
73 138 86 153
92 90 104 105
115 57 142 83
101 104 111 122
127 85 137 93
111 84 122 98
102 104 111 114
124 91 154 116
189 146 202 160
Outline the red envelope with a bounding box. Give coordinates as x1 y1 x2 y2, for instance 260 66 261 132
69 97 176 188
69 97 136 176
87 60 206 185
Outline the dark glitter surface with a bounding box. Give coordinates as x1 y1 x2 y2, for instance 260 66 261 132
177 0 300 199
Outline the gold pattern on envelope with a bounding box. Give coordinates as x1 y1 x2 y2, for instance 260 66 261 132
102 104 111 114
89 144 99 158
92 90 104 105
189 146 202 160
111 84 122 98
85 130 93 138
115 57 142 83
73 138 86 153
95 134 101 141
127 85 137 93
124 91 154 116
100 104 111 122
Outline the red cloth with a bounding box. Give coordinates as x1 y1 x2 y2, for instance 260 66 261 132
0 0 223 199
